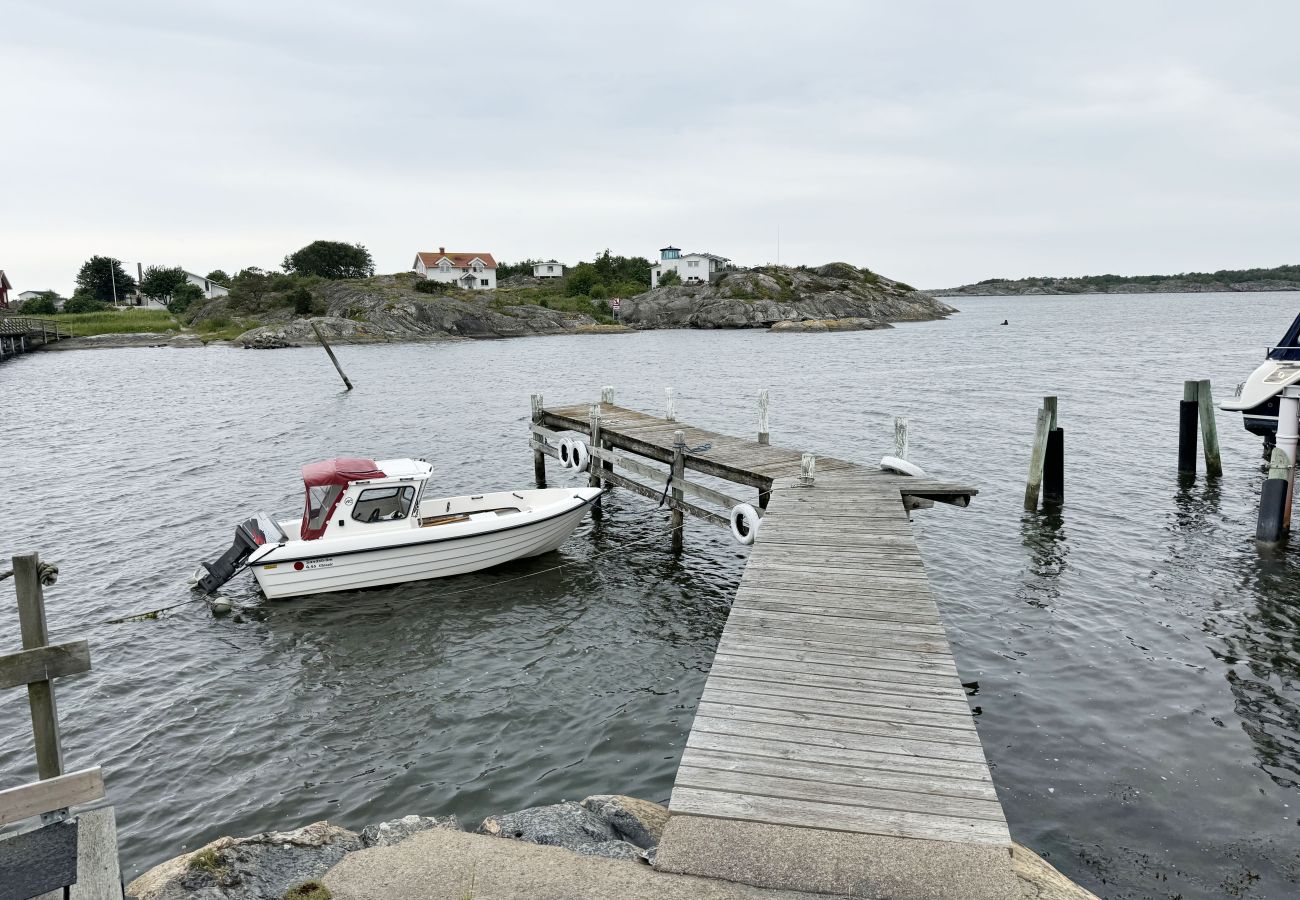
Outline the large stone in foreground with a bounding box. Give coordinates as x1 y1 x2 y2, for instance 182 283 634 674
127 821 360 900
653 815 1022 900
579 795 669 849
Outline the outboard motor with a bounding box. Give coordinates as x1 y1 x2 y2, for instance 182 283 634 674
193 518 267 594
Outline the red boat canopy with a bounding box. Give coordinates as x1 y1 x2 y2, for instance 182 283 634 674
300 458 386 540
302 458 386 488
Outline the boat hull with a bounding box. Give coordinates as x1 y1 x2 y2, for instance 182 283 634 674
250 495 596 599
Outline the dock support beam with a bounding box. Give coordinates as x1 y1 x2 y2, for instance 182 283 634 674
670 430 686 553
530 394 546 487
13 554 65 785
1257 448 1291 543
758 390 769 446
666 387 677 422
1197 379 1223 477
894 416 909 460
1178 381 1199 475
1024 406 1051 510
588 404 604 521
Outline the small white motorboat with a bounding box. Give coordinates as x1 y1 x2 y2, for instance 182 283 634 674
1220 311 1300 444
195 457 600 599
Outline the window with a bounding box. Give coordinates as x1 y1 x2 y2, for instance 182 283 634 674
546 265 554 272
480 278 489 286
352 485 416 523
687 260 699 267
439 261 451 272
306 484 344 531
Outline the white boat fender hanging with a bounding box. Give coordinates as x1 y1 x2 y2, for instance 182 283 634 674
880 455 926 477
573 441 591 472
730 503 761 545
557 438 576 469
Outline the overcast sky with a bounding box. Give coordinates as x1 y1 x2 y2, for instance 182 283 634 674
4 1 1298 295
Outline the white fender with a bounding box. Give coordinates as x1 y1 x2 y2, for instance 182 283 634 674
557 438 575 470
573 441 591 472
881 455 926 477
730 503 761 545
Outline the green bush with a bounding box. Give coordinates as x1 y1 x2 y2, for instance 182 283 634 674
413 279 453 295
63 292 107 314
167 281 204 315
589 283 608 299
287 287 315 315
18 292 58 315
657 270 681 287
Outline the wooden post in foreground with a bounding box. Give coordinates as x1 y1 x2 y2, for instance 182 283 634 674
1024 406 1052 510
588 404 604 521
13 553 65 783
1178 381 1199 475
1197 379 1222 477
601 386 615 406
894 416 909 460
670 431 686 553
799 453 816 487
758 390 770 446
1257 447 1290 543
530 394 546 487
310 321 353 391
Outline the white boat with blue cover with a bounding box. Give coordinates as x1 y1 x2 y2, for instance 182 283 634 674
1220 311 1300 443
195 457 600 599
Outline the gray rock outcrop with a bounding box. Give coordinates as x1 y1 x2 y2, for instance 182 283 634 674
621 265 952 330
478 801 619 848
126 821 360 900
580 794 669 849
359 814 462 848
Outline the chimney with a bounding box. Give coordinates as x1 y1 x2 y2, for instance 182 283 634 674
439 246 445 254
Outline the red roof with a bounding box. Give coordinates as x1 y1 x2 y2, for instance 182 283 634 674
301 458 385 489
415 251 497 269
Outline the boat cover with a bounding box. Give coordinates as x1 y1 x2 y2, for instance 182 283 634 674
300 458 386 540
1269 312 1300 361
301 458 386 487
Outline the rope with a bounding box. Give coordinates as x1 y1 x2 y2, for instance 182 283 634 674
0 562 58 585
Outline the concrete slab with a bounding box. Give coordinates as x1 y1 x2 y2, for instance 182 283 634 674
653 815 1022 900
322 827 826 900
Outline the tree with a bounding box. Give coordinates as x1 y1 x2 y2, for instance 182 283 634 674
286 287 315 315
496 259 545 280
63 291 107 314
657 269 681 287
140 266 189 303
230 267 272 304
205 269 231 285
74 256 136 304
281 241 374 279
18 291 60 315
167 281 204 315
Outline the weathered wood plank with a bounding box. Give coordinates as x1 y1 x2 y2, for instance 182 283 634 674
0 768 105 828
668 787 1010 845
0 641 91 691
701 686 975 731
696 701 978 747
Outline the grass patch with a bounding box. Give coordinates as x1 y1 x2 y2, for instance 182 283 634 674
55 309 178 337
284 881 332 900
195 315 259 342
189 847 229 878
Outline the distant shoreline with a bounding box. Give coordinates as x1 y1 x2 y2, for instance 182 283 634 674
931 283 1300 297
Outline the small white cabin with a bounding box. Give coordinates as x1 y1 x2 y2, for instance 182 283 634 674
533 260 563 279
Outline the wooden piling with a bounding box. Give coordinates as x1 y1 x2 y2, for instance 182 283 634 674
588 404 604 521
1043 427 1065 505
1025 406 1052 510
1257 448 1290 543
13 554 65 782
670 430 686 553
309 321 353 391
530 394 546 487
1043 396 1058 430
1178 381 1199 475
799 453 816 487
601 386 615 405
1196 379 1222 477
894 416 909 460
758 389 770 446
666 387 677 422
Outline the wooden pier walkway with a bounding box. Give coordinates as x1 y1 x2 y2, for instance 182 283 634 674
536 401 1019 899
0 313 70 363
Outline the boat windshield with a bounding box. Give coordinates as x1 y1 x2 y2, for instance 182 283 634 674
303 484 344 538
1269 312 1300 361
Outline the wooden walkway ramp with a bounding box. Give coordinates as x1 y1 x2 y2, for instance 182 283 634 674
538 403 1018 899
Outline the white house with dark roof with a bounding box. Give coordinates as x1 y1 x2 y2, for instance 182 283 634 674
413 247 498 290
533 260 563 279
650 246 733 288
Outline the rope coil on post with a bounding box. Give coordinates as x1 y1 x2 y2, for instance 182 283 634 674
1 562 58 585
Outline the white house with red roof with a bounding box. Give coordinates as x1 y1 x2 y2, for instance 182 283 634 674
412 247 497 290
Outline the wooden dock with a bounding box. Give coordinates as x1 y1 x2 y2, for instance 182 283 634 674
0 313 70 363
535 399 1020 899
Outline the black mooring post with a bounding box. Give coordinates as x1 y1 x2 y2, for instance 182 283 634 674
1043 427 1064 505
1257 479 1288 543
1178 381 1199 475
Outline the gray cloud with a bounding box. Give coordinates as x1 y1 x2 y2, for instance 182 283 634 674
3 0 1297 295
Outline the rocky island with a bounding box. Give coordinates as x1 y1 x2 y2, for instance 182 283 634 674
932 263 1300 296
